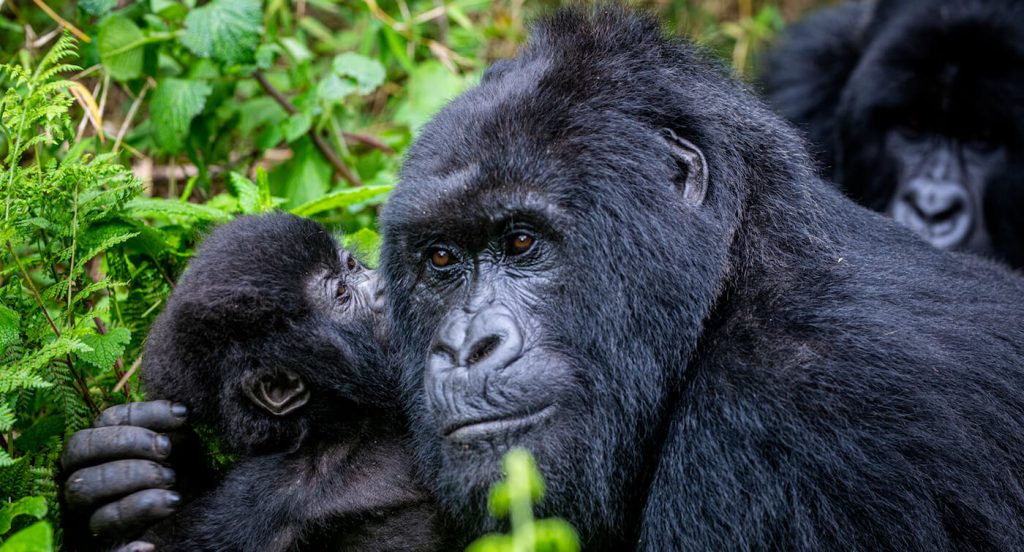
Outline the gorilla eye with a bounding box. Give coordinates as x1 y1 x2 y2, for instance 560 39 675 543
507 232 535 255
346 255 359 271
337 282 350 301
430 248 453 268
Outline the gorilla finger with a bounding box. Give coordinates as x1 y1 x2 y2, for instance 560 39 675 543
62 427 172 473
94 400 188 431
88 489 181 539
65 460 175 510
111 542 155 552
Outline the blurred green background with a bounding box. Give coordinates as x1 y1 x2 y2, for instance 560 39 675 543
0 1 832 549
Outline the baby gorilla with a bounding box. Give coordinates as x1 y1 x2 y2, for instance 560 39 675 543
139 213 441 551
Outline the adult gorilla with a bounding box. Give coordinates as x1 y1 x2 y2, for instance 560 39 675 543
760 0 1024 267
381 6 1024 549
62 6 1024 550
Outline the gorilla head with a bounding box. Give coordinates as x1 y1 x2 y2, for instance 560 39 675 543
143 213 387 454
381 7 796 540
763 0 1024 266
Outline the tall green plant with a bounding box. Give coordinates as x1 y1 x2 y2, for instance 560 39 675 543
0 33 148 546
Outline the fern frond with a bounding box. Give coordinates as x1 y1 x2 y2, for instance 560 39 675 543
33 33 78 82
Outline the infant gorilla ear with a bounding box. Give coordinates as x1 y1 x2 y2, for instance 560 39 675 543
141 212 388 454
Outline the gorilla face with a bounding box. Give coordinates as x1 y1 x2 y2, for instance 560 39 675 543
835 4 1024 264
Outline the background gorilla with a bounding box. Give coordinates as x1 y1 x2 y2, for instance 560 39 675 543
760 0 1024 267
381 6 1024 549
62 214 442 551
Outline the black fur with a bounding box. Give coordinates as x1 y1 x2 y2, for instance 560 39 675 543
761 0 1024 267
141 213 443 551
381 6 1024 550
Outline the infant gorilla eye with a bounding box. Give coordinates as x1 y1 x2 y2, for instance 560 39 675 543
507 232 535 255
430 248 453 268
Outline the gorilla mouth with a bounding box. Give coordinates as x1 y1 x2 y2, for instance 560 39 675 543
443 405 556 443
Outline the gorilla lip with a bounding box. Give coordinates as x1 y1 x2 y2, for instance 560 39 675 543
443 404 556 442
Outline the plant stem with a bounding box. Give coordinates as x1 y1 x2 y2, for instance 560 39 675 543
253 70 364 187
6 240 98 414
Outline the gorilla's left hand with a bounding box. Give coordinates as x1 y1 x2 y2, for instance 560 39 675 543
61 400 192 546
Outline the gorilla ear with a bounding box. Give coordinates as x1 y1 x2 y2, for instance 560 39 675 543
663 129 709 207
243 369 310 416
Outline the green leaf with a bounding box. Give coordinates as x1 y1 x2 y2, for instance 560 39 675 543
149 78 212 153
465 534 512 552
533 518 581 552
0 520 53 552
394 60 467 133
181 0 262 65
487 480 510 519
0 304 19 356
228 172 260 214
125 198 232 221
0 496 47 535
13 415 65 453
279 37 312 64
269 139 333 210
331 52 385 95
98 15 145 81
283 111 313 143
316 74 356 104
77 327 131 371
289 185 393 217
80 0 117 16
342 228 381 267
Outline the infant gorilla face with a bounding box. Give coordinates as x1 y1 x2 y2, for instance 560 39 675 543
142 213 392 454
245 247 386 419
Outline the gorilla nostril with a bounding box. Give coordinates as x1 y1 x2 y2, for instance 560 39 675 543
466 335 501 366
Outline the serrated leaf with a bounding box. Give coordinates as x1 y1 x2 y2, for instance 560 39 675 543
77 327 131 371
80 0 117 15
149 78 212 153
181 0 262 65
289 185 392 217
0 304 19 356
228 171 260 214
332 52 385 95
0 520 53 552
98 15 145 81
0 496 47 535
125 198 231 221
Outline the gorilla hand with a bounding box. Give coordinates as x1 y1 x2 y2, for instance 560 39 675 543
62 400 187 543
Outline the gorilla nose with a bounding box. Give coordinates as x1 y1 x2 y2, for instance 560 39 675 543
892 179 972 249
429 305 524 373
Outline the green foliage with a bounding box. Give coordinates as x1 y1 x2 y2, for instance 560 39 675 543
0 494 51 550
466 449 579 552
0 0 828 548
